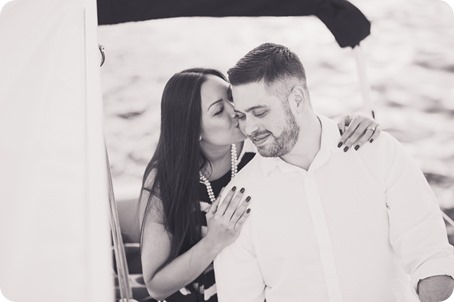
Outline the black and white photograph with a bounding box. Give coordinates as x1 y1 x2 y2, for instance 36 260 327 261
1 0 454 301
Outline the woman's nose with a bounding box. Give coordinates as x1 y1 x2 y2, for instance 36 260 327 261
225 101 236 118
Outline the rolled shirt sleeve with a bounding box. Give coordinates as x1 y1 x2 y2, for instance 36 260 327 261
384 134 454 292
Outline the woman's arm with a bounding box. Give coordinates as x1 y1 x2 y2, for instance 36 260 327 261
140 186 251 300
140 194 218 300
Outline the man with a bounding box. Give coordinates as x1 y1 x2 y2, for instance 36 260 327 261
214 43 454 302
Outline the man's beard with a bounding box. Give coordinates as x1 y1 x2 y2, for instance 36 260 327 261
255 106 299 158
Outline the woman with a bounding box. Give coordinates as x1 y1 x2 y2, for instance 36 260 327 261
139 68 380 302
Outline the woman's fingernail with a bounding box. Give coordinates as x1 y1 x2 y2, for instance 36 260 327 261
246 196 251 202
337 142 343 148
232 186 237 191
354 145 360 151
240 187 245 193
369 139 374 143
343 146 349 152
246 208 251 214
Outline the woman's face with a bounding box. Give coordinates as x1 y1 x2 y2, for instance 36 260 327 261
200 75 247 147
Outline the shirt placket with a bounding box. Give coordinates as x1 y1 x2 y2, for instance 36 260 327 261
304 173 344 302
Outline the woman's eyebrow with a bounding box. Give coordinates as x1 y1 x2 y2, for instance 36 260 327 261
208 98 223 111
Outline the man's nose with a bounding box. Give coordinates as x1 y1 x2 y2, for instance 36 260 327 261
243 119 259 136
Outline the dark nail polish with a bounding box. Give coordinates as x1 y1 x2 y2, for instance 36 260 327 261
354 145 360 151
337 142 343 148
369 139 374 143
246 196 251 202
240 188 245 193
343 146 349 152
232 186 237 191
246 208 251 214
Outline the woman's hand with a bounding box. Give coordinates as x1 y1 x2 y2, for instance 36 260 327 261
337 114 381 152
418 275 454 302
203 186 251 253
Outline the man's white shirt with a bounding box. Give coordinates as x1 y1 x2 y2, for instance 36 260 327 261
214 115 454 302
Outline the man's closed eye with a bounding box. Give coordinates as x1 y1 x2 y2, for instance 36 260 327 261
253 110 268 118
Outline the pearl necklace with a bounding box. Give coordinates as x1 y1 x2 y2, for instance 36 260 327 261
199 144 238 203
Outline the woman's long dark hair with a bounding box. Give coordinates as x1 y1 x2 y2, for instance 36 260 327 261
140 68 227 266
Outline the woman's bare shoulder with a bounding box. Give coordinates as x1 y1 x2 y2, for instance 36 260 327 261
143 168 158 192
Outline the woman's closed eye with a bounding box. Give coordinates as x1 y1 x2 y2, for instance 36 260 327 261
214 106 224 115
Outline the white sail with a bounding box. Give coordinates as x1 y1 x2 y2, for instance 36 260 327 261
0 0 113 301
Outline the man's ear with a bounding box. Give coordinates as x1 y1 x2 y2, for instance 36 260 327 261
289 85 307 111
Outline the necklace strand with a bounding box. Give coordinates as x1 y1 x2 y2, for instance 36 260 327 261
199 144 238 203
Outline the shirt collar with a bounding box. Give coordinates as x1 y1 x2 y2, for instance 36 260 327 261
258 115 341 175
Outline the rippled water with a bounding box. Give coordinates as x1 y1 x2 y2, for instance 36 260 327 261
99 0 454 214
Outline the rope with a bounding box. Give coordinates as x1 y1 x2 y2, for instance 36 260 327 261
442 210 454 229
105 145 133 301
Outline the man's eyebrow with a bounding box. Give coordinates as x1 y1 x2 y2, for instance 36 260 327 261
234 105 267 115
244 105 267 113
207 99 223 111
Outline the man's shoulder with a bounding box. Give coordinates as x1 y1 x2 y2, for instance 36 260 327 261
232 154 264 183
221 155 269 194
358 130 405 159
354 130 417 187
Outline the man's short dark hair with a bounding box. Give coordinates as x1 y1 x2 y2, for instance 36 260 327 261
227 43 306 86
